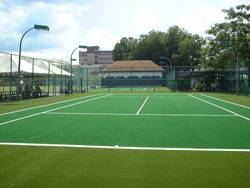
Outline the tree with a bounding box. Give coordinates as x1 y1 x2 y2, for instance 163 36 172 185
165 27 204 66
112 26 204 66
136 30 166 62
205 4 250 69
112 37 138 61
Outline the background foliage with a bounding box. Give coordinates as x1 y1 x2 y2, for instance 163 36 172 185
113 4 250 69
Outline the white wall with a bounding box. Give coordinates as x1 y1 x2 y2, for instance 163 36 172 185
103 71 162 78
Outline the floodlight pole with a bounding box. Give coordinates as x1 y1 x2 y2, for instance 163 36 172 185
70 47 78 94
17 24 49 100
159 56 172 73
17 27 34 99
165 57 172 67
160 56 172 67
70 45 88 94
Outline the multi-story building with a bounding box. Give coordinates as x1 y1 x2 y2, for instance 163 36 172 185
79 46 113 65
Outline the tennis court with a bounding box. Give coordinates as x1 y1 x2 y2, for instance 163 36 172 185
0 93 249 150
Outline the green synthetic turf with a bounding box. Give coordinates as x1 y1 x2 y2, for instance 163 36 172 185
0 92 250 188
1 145 250 188
0 92 100 114
204 93 250 107
0 93 249 148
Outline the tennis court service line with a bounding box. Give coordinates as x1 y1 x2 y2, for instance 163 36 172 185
189 94 249 121
136 97 149 115
200 93 250 109
0 93 102 116
46 112 236 117
0 94 112 126
1 142 250 152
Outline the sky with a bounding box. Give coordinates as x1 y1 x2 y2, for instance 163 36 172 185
0 0 249 60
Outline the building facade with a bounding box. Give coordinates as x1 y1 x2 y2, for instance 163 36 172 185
101 60 165 87
79 46 113 65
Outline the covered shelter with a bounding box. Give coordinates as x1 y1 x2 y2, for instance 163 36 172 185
0 52 71 101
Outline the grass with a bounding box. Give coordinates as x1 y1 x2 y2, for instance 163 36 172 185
1 146 250 188
0 86 16 92
0 92 103 114
0 91 250 188
205 92 250 107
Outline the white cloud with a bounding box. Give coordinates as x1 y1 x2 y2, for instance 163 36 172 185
129 6 161 37
0 0 249 59
178 4 225 35
0 5 27 40
0 1 4 8
0 1 89 59
84 28 120 50
220 0 247 8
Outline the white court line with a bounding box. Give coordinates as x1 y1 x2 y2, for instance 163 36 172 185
0 94 112 126
189 94 250 121
200 93 250 109
0 93 102 116
112 93 188 96
136 97 149 115
0 142 250 152
46 112 236 117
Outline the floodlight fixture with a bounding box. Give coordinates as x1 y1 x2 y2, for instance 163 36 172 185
79 45 88 49
34 24 50 31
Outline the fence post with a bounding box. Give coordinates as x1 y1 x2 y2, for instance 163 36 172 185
86 68 89 92
31 58 34 94
9 54 12 96
48 61 50 96
130 67 132 93
236 54 240 95
108 69 110 93
60 63 63 95
80 67 83 93
153 68 155 92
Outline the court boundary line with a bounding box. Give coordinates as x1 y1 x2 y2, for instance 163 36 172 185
189 94 249 121
112 93 188 96
136 97 149 115
46 112 236 117
0 94 112 126
0 142 250 152
0 93 102 116
200 93 250 109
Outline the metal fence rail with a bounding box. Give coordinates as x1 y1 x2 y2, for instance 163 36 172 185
0 51 249 102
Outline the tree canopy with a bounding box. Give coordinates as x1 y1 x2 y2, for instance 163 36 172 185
205 4 250 69
113 26 204 66
112 4 250 69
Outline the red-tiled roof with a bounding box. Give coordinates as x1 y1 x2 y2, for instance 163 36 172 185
106 60 163 71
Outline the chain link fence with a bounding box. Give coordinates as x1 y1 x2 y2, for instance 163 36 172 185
0 51 249 102
100 65 249 95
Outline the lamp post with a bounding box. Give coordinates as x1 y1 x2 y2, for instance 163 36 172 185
17 24 49 99
70 45 88 94
159 56 172 66
159 56 173 88
159 56 172 71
